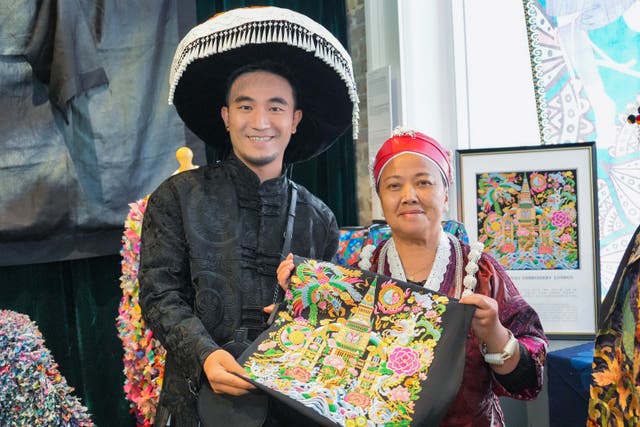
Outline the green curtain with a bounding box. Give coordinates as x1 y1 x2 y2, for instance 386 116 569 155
197 0 358 227
0 255 135 426
0 3 354 426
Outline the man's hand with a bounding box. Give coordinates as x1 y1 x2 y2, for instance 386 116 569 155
277 253 294 290
203 349 255 396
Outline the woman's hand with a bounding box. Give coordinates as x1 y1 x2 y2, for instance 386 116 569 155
276 253 294 290
459 293 520 373
459 293 503 345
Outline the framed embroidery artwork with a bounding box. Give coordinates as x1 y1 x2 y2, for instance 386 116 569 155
456 142 600 338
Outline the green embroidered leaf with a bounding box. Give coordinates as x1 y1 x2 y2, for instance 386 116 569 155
622 294 634 359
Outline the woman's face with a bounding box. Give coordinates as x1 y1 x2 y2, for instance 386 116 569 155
377 153 448 240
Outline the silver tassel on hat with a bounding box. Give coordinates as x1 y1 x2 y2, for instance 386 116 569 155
169 7 359 139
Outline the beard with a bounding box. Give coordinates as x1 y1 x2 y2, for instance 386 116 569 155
244 151 281 167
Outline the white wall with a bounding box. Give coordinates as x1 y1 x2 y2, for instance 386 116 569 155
365 0 540 219
455 1 540 149
365 0 541 151
397 0 457 151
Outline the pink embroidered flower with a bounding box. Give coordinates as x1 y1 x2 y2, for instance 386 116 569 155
388 347 421 376
390 385 411 402
424 310 438 319
559 233 572 244
500 242 515 253
323 355 346 370
551 211 572 228
258 340 277 351
538 245 552 254
285 367 311 382
344 392 371 408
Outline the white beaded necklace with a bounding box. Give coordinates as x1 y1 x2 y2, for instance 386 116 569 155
358 231 485 296
381 231 450 291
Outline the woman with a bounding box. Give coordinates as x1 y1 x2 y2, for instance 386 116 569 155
278 128 548 426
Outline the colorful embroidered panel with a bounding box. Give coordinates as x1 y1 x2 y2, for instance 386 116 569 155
588 224 640 426
335 224 389 266
239 257 474 427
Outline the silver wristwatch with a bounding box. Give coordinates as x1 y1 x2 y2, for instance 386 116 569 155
481 330 518 366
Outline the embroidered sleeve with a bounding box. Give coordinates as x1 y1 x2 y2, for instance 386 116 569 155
477 255 548 399
492 343 538 394
138 181 217 380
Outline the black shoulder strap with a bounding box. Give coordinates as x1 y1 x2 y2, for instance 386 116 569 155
282 181 298 257
272 181 298 306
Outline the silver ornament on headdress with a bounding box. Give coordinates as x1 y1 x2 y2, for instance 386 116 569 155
391 125 416 138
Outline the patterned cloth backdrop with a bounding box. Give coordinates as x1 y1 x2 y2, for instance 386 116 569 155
523 0 640 296
335 221 468 267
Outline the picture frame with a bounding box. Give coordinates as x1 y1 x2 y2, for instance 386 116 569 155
455 142 600 339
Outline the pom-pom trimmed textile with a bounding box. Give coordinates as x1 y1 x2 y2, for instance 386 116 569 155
116 195 166 427
199 256 474 427
0 310 93 426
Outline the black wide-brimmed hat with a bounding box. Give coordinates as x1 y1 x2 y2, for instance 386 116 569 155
169 6 359 164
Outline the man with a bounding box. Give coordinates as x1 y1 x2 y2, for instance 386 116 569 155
138 6 358 427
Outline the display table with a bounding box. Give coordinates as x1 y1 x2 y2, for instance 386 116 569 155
546 341 594 427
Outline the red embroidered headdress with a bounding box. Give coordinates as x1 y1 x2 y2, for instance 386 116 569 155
373 127 452 188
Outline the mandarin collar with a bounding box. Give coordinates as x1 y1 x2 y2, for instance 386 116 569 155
225 154 289 197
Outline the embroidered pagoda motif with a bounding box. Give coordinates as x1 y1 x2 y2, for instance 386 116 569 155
241 257 473 427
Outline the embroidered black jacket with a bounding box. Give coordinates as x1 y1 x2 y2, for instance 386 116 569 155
139 154 338 427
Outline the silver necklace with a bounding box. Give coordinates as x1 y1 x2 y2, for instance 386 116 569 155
379 229 450 291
